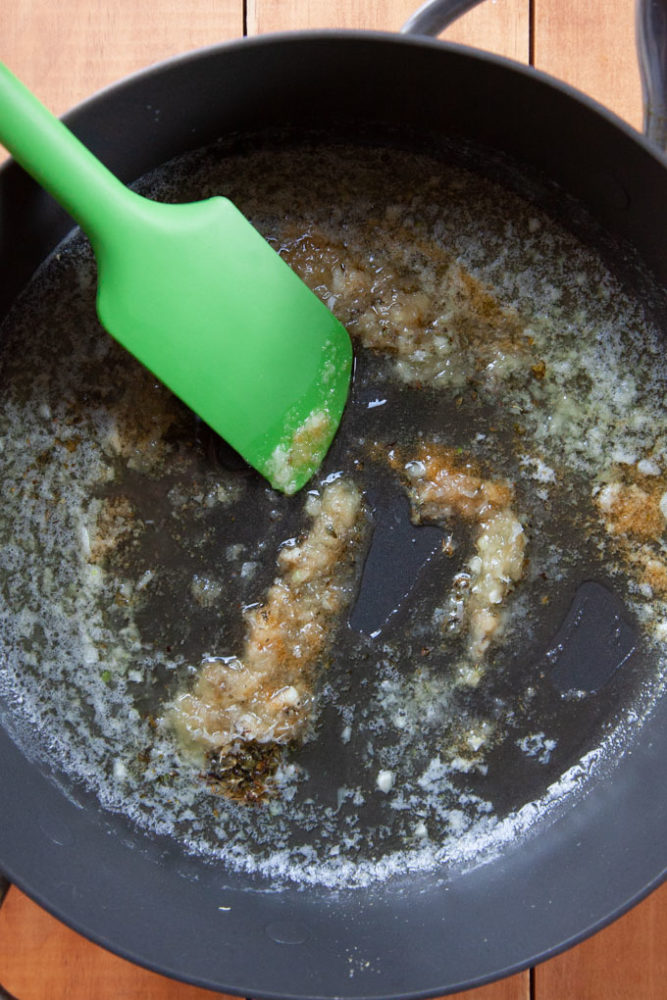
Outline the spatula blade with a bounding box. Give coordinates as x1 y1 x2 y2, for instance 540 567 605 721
95 195 352 493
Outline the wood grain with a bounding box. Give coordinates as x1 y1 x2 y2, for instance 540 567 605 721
0 1 664 999
1 0 242 117
447 973 531 1000
536 881 667 1000
533 0 643 129
427 0 529 63
248 0 529 62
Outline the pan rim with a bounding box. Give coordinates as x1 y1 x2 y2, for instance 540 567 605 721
0 28 666 1000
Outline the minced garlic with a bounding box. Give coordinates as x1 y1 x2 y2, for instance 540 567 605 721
391 443 527 666
595 467 667 599
168 479 363 762
264 408 333 495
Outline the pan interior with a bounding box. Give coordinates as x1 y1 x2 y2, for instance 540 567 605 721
0 134 665 891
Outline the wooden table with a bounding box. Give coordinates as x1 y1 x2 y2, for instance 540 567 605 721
0 1 665 997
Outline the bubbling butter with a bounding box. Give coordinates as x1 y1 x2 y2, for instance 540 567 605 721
0 140 665 888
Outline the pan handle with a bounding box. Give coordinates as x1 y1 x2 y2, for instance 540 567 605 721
637 0 667 149
401 0 482 37
401 0 667 153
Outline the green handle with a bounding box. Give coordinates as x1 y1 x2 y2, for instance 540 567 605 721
0 61 139 249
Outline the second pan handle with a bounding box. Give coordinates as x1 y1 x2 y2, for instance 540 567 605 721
401 0 667 153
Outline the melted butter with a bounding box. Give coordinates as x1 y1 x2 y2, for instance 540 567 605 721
0 141 665 886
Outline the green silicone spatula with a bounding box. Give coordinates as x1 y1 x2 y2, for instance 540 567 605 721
0 61 352 494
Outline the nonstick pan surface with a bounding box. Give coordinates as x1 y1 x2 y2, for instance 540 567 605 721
0 28 666 1000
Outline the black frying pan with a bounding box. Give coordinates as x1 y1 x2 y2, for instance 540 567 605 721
0 1 666 997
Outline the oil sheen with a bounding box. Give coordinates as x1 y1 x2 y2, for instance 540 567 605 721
0 141 665 888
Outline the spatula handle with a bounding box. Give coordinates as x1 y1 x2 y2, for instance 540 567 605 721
0 61 138 249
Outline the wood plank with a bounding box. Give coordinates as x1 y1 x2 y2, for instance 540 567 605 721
445 973 531 1000
429 0 529 63
533 0 642 130
0 0 242 117
535 881 667 1000
248 0 415 34
248 0 529 63
0 887 231 1000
